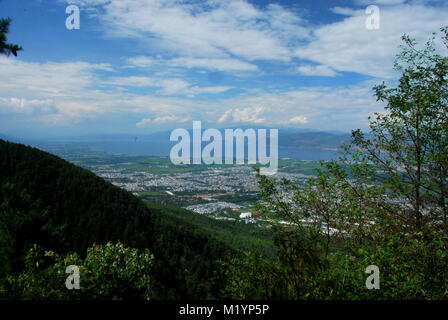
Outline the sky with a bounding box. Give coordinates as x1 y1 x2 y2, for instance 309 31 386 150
0 0 447 138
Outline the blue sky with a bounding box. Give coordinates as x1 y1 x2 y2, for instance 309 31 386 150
0 0 447 138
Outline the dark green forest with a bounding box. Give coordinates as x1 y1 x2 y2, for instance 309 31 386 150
0 139 276 299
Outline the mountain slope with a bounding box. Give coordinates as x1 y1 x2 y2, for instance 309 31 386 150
0 139 245 299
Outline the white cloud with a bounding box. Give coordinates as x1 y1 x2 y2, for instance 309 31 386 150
0 56 113 124
107 76 232 97
218 106 266 124
296 64 338 77
107 76 160 87
330 7 362 16
67 0 309 64
123 82 384 131
0 53 386 130
125 56 160 68
296 4 448 78
288 116 309 124
187 86 233 96
208 80 385 130
136 115 190 127
0 97 55 115
168 58 258 72
353 0 407 5
0 56 113 98
155 79 232 97
70 0 447 81
124 55 258 73
66 0 110 6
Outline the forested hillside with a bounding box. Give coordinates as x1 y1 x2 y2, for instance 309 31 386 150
0 139 271 299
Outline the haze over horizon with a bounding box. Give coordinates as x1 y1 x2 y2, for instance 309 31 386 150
0 0 447 138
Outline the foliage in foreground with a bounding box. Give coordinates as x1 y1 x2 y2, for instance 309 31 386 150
0 140 235 299
219 27 448 300
3 242 154 300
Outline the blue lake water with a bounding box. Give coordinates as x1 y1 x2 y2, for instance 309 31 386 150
85 141 341 161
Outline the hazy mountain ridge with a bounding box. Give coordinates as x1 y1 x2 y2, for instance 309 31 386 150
1 128 352 161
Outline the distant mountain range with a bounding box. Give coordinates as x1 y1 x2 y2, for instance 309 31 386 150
0 128 353 161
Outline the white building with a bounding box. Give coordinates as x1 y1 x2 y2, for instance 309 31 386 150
239 212 252 219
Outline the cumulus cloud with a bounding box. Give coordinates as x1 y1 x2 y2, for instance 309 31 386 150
288 116 309 124
0 97 55 115
6 0 445 133
68 0 448 80
218 106 266 124
66 0 309 67
125 55 258 73
107 76 232 97
136 115 190 128
352 0 407 5
207 79 386 130
0 56 114 124
295 4 448 78
168 58 258 72
125 56 160 68
0 52 385 130
0 56 113 98
330 7 362 16
296 64 338 77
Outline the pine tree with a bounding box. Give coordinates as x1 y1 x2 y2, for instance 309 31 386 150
0 18 22 56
